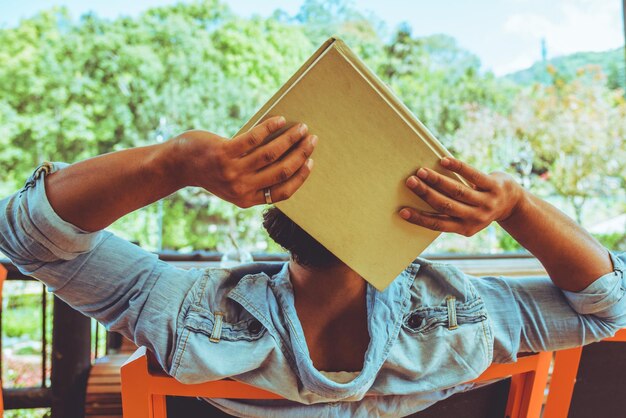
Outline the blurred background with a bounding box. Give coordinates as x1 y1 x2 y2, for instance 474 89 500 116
0 0 624 256
0 1 624 416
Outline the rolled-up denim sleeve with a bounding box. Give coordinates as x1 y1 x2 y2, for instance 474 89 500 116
471 252 626 363
0 162 204 369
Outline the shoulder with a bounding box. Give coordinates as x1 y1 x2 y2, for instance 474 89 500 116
190 261 287 324
406 257 480 306
203 261 286 298
168 262 287 382
386 258 494 389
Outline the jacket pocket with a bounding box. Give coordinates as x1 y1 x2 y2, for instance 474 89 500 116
402 298 487 334
183 307 267 342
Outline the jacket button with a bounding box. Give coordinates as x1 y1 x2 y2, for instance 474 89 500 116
407 313 423 329
248 319 263 334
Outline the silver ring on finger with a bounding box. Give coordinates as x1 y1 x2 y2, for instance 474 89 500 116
264 187 273 205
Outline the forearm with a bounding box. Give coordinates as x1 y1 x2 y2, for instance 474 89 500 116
42 118 315 233
499 188 612 292
400 157 613 293
45 140 181 232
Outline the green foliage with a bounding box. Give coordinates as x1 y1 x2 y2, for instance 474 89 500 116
457 65 626 224
294 0 385 66
507 48 626 91
3 302 42 339
594 232 626 252
4 409 51 418
0 0 315 252
15 345 41 355
380 26 516 144
498 230 524 252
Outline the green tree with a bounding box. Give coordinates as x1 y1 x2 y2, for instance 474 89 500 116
294 0 385 67
522 66 626 223
380 25 515 145
0 1 314 251
455 66 626 224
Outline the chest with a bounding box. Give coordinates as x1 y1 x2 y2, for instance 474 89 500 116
296 302 370 372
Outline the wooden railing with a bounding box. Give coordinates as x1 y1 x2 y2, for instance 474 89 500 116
1 261 91 417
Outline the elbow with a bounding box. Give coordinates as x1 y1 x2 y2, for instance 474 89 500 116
564 252 626 331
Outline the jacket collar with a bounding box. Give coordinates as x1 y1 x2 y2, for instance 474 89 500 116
227 261 419 400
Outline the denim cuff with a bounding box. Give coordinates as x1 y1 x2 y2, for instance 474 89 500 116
562 251 626 318
19 161 105 260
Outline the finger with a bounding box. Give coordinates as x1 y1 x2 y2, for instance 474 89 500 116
406 176 475 218
253 134 316 188
254 159 314 205
414 168 482 206
228 116 287 157
440 157 493 190
398 208 463 233
242 124 312 171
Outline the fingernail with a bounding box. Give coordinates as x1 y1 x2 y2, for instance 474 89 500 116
299 123 308 135
399 209 411 219
406 176 418 188
441 157 450 167
417 168 428 179
311 135 318 146
277 116 286 124
306 158 314 169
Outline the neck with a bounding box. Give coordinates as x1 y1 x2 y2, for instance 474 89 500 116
288 259 367 306
288 258 370 372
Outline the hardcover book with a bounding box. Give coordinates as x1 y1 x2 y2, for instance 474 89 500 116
236 37 462 291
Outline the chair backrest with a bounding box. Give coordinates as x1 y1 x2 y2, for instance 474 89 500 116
472 351 552 418
120 347 282 417
0 263 7 416
0 263 4 302
411 379 512 418
121 346 552 418
544 328 626 418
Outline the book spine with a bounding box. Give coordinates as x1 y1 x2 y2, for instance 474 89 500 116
234 37 338 137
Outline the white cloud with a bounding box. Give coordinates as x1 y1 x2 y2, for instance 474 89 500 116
503 0 623 58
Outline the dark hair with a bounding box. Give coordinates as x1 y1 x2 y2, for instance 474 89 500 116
262 207 340 268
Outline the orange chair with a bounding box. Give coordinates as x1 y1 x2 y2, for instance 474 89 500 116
121 347 282 417
543 328 626 418
0 263 7 416
473 351 552 418
121 346 552 418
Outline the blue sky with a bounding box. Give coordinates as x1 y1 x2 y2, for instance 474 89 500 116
1 0 624 75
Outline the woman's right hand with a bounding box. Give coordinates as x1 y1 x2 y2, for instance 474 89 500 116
172 116 317 208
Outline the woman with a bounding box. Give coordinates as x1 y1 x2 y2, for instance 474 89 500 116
1 116 624 417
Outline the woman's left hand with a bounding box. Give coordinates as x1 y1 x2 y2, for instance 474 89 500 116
399 157 523 237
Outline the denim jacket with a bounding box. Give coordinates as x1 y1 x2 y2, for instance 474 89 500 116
1 162 625 418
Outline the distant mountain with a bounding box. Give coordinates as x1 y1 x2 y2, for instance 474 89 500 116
505 48 625 90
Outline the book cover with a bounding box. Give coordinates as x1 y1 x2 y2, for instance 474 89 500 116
236 37 461 291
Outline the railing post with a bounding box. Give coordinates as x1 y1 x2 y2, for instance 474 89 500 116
623 0 626 95
50 296 91 418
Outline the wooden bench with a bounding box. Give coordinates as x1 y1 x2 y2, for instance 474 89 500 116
85 338 136 417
